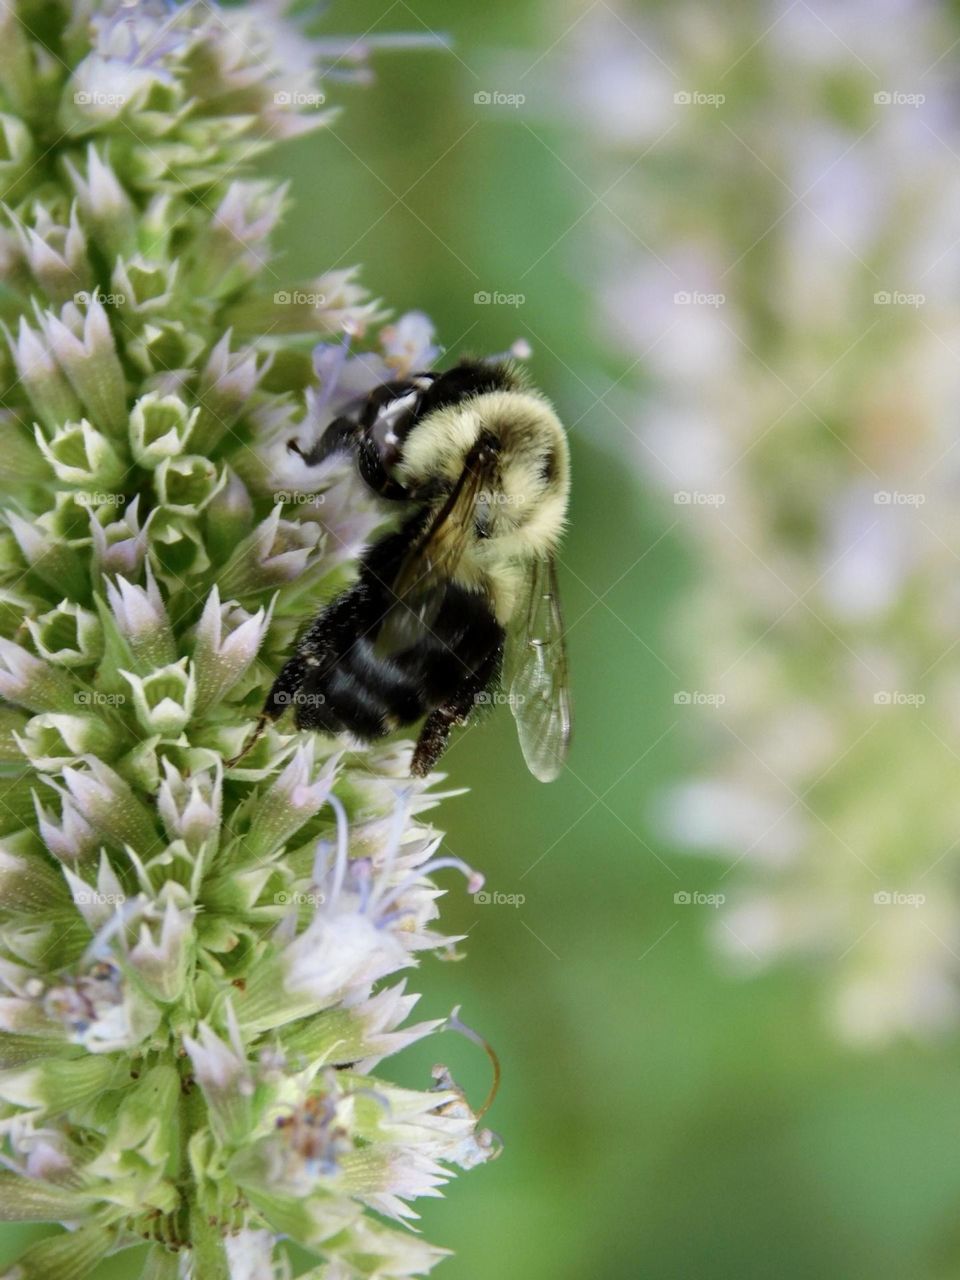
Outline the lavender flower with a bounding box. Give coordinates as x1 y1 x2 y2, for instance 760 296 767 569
0 2 494 1277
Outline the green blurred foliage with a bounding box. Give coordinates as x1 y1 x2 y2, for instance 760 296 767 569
7 2 960 1278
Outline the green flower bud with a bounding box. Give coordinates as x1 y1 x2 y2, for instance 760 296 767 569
64 143 138 259
0 413 50 490
0 638 78 714
8 203 91 305
191 180 288 298
183 1012 255 1145
104 568 176 668
203 467 255 564
83 1064 180 1211
192 331 266 452
0 1171 89 1223
147 510 210 584
227 268 381 339
154 455 224 516
25 600 103 668
241 743 337 861
218 506 323 597
6 511 89 600
38 298 127 436
0 112 34 200
128 392 197 468
125 319 206 377
89 496 150 577
121 658 196 736
128 896 193 1004
33 782 98 864
0 706 29 765
13 712 116 771
112 254 178 316
0 831 68 914
192 585 273 711
4 316 83 431
157 759 221 854
33 419 127 490
61 852 128 930
60 758 158 850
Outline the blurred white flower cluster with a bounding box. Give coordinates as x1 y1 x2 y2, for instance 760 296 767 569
564 0 960 1042
0 2 494 1277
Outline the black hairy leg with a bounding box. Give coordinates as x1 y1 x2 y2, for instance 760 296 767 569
288 415 360 468
289 415 409 500
410 633 503 777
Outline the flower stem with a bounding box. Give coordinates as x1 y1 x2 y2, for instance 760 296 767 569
189 1201 229 1280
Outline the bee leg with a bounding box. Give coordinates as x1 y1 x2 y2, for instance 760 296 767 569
225 653 311 767
223 712 270 767
411 707 460 777
288 415 360 467
410 642 503 777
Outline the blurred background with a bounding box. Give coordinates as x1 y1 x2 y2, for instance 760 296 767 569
285 1 960 1277
10 0 960 1275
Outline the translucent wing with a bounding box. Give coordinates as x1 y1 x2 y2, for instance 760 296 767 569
375 456 492 655
505 557 572 782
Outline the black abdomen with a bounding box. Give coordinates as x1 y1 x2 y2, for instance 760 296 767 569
265 518 504 742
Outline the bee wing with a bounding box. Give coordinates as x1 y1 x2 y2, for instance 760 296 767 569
505 556 572 782
376 457 493 654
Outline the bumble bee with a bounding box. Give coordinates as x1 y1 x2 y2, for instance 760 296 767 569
243 357 571 780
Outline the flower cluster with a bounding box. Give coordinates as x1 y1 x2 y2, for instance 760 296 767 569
564 0 960 1042
0 2 495 1276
